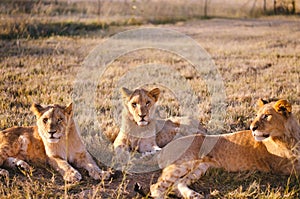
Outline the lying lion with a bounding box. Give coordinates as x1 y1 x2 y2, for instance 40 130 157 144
113 87 206 156
0 103 110 182
113 87 163 155
150 99 300 198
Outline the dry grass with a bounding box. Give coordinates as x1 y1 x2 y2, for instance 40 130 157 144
0 1 300 198
1 0 299 40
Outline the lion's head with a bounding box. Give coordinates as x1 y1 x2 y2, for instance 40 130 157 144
121 87 160 126
31 103 73 143
250 99 292 141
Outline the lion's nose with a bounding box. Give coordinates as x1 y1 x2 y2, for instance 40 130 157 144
251 125 258 131
139 114 146 119
48 130 57 135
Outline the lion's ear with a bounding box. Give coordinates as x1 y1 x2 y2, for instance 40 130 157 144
273 100 292 117
65 103 73 115
121 87 133 99
257 98 268 107
31 103 45 117
149 88 160 102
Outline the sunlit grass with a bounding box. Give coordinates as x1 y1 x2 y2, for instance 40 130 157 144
0 1 299 197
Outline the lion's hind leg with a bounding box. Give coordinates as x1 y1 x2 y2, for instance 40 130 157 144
150 164 186 198
150 160 208 198
0 150 9 176
175 161 210 198
0 137 24 176
3 157 32 174
0 157 31 177
0 168 9 178
1 135 33 174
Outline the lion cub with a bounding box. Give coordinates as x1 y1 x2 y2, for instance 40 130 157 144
113 87 206 158
0 103 109 182
114 87 162 155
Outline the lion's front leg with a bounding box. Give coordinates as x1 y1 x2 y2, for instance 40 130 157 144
113 131 130 152
48 156 82 182
74 152 111 180
113 132 131 167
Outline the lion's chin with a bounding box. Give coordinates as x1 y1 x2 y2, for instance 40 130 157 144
137 121 148 126
252 131 270 142
47 138 60 144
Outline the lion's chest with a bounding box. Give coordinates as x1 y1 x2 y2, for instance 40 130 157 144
128 135 156 153
122 120 157 153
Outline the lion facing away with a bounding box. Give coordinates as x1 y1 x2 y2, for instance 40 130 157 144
0 103 110 182
150 99 300 198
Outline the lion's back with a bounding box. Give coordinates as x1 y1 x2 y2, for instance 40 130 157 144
0 126 46 163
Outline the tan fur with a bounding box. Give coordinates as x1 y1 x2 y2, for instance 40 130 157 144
113 88 206 156
150 99 300 198
0 103 110 182
114 87 162 154
156 116 207 148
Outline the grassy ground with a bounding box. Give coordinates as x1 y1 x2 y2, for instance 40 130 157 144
1 1 300 198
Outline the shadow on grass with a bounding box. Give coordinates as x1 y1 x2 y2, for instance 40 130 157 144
2 13 299 40
0 21 110 40
0 15 207 40
192 168 300 198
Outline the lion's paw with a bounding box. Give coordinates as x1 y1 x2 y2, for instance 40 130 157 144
187 192 205 199
15 159 32 173
174 127 181 133
5 157 32 173
89 167 111 181
0 169 9 178
141 146 161 157
153 146 162 152
63 168 82 182
150 185 165 199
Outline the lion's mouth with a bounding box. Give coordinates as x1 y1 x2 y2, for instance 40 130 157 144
252 131 270 141
48 136 60 143
49 134 56 139
137 120 148 126
48 132 61 143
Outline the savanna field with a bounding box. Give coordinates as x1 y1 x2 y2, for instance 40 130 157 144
0 0 300 198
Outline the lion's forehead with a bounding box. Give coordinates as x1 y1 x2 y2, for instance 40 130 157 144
130 91 153 104
41 108 66 119
255 106 284 125
258 105 275 115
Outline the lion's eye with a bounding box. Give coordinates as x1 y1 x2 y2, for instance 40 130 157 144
146 101 151 106
43 118 48 124
132 102 137 108
57 118 63 123
262 114 270 120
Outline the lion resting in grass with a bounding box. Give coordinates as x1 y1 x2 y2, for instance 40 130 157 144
0 103 110 182
150 99 300 198
113 87 206 156
114 87 163 155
